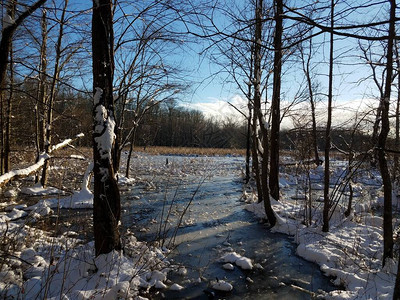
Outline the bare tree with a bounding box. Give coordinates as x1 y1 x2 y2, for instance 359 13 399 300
92 0 121 255
34 8 48 182
268 0 283 201
322 0 335 233
379 0 395 266
40 0 69 187
253 0 276 225
299 36 321 166
0 0 46 173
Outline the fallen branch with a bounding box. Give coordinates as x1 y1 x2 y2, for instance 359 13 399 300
0 133 84 188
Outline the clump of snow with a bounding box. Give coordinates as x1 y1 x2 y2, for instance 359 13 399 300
118 174 136 186
211 279 233 291
219 252 253 270
93 88 116 164
21 183 65 196
3 14 15 28
169 283 184 290
93 87 102 105
222 263 234 270
0 153 49 186
177 266 187 276
70 154 85 160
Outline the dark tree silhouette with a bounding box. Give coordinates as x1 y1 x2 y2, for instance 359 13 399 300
92 0 121 256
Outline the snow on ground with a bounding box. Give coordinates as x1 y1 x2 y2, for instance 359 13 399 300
21 183 66 196
245 163 399 299
0 153 398 299
0 222 172 299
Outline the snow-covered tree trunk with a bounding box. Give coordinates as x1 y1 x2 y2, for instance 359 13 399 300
92 0 121 256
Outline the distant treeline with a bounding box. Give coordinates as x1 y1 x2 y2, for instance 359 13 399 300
8 81 390 153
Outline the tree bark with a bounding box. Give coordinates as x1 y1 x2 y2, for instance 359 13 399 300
379 0 395 266
35 8 48 183
394 42 400 181
269 0 283 201
245 83 252 184
4 0 17 174
125 126 137 178
323 0 334 233
92 0 121 256
301 37 321 166
254 0 276 226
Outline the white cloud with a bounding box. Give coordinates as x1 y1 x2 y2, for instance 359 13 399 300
185 95 383 130
184 95 248 123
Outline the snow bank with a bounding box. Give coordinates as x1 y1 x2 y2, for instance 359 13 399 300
25 188 93 215
0 223 170 299
246 195 398 299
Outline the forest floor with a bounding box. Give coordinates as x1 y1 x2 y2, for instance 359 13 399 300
0 147 398 299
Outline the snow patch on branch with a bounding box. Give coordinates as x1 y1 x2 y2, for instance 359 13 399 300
94 87 102 105
0 153 49 186
3 14 15 29
0 135 84 187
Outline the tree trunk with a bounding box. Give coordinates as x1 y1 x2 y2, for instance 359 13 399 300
2 0 16 174
41 0 68 187
379 0 395 266
254 0 276 226
269 0 283 201
92 0 121 256
4 41 13 174
323 0 334 233
302 37 321 166
35 8 48 183
245 89 252 184
125 126 137 178
0 91 3 175
394 43 400 181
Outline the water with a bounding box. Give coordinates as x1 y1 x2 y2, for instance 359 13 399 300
121 154 338 299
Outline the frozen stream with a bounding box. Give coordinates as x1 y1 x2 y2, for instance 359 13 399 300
120 154 337 299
